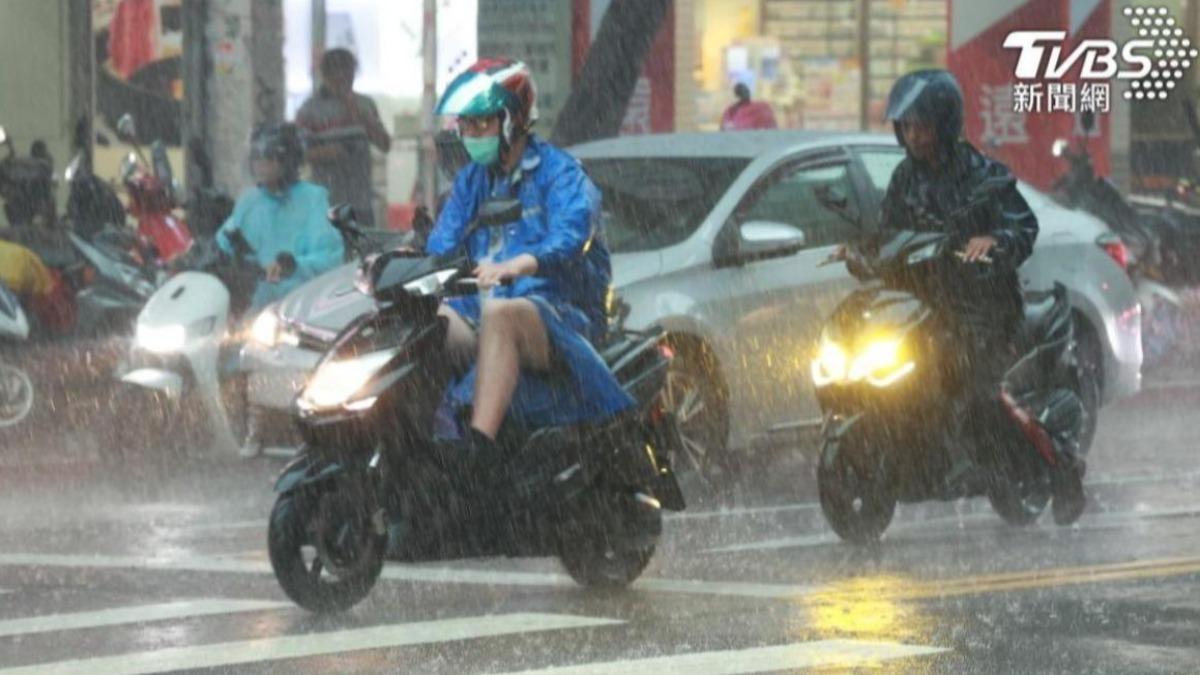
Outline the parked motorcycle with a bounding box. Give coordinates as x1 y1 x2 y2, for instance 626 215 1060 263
113 114 195 266
0 125 156 338
0 281 34 429
1050 112 1183 366
267 198 685 613
812 176 1089 544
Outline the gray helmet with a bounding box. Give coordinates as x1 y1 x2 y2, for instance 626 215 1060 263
250 123 305 184
885 69 964 150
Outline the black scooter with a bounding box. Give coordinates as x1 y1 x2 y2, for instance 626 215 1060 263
268 198 686 613
812 176 1089 544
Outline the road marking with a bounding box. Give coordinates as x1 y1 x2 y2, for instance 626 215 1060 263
0 612 621 675
493 639 947 674
187 519 263 532
0 553 818 600
2 551 1197 603
666 502 821 521
0 599 290 638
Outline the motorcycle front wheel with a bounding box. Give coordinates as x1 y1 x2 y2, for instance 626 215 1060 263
817 427 896 544
268 487 385 613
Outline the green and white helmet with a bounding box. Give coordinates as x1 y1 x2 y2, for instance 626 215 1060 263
436 59 538 145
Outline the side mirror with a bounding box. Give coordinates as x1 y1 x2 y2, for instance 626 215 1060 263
475 198 522 228
738 221 807 261
328 203 357 229
1051 138 1069 158
117 114 138 143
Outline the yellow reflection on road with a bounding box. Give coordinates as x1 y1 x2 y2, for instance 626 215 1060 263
803 575 930 642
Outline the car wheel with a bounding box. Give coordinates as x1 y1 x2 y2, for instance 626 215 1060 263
659 341 731 487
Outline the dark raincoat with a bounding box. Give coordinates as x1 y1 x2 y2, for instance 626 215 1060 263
426 135 634 430
879 141 1039 444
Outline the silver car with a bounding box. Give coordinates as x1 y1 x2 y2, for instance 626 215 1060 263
242 131 1142 479
569 131 1141 478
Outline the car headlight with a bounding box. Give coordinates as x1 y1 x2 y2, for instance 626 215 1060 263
250 308 280 347
301 350 395 410
136 324 186 354
811 335 915 388
403 268 459 296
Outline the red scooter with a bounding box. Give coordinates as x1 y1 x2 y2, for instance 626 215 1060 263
115 114 194 266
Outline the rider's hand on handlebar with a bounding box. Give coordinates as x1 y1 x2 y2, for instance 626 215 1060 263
475 255 537 288
960 235 998 263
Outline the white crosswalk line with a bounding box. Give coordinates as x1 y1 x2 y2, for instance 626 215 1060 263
0 553 819 600
0 599 290 638
493 639 948 674
0 612 622 675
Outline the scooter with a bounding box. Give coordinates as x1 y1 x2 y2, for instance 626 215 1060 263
113 233 259 459
812 176 1089 543
267 198 686 613
0 125 156 338
113 114 194 266
1050 112 1183 367
0 281 34 429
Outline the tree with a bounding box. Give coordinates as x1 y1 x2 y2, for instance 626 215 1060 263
551 0 671 146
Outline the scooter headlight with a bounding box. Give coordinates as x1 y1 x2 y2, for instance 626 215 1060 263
300 350 395 411
136 324 186 354
811 335 915 388
250 308 280 347
812 337 848 387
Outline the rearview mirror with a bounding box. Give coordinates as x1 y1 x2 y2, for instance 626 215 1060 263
738 221 806 261
117 114 138 143
328 203 357 229
475 198 522 228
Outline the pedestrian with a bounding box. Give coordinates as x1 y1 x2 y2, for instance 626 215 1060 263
720 82 778 131
295 48 391 226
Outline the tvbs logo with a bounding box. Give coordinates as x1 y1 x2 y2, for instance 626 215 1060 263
1004 6 1196 100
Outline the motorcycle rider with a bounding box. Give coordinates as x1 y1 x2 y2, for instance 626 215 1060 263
425 59 634 485
216 123 345 312
216 123 344 459
873 69 1083 520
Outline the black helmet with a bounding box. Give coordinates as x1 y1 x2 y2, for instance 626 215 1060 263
250 123 304 184
885 69 964 150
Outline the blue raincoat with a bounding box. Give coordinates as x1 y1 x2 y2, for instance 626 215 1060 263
426 135 634 429
216 181 345 310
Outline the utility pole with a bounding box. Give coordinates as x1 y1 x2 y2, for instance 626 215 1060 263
182 0 209 191
420 0 437 212
312 0 326 90
858 0 871 131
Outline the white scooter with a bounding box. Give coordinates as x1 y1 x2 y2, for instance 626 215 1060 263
0 282 34 429
113 235 259 458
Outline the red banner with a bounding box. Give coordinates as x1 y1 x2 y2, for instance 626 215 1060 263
948 0 1111 191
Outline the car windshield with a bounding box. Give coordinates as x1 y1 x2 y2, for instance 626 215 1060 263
583 157 750 253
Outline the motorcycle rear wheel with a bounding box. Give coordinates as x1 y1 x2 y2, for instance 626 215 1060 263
988 474 1051 526
268 489 385 613
817 430 896 544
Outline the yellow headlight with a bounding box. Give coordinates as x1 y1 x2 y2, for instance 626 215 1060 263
812 338 848 387
811 335 915 388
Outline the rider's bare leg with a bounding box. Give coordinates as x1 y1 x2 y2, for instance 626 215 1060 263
471 298 551 438
438 304 478 371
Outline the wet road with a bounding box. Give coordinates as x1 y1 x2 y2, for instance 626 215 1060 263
1 375 1199 673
